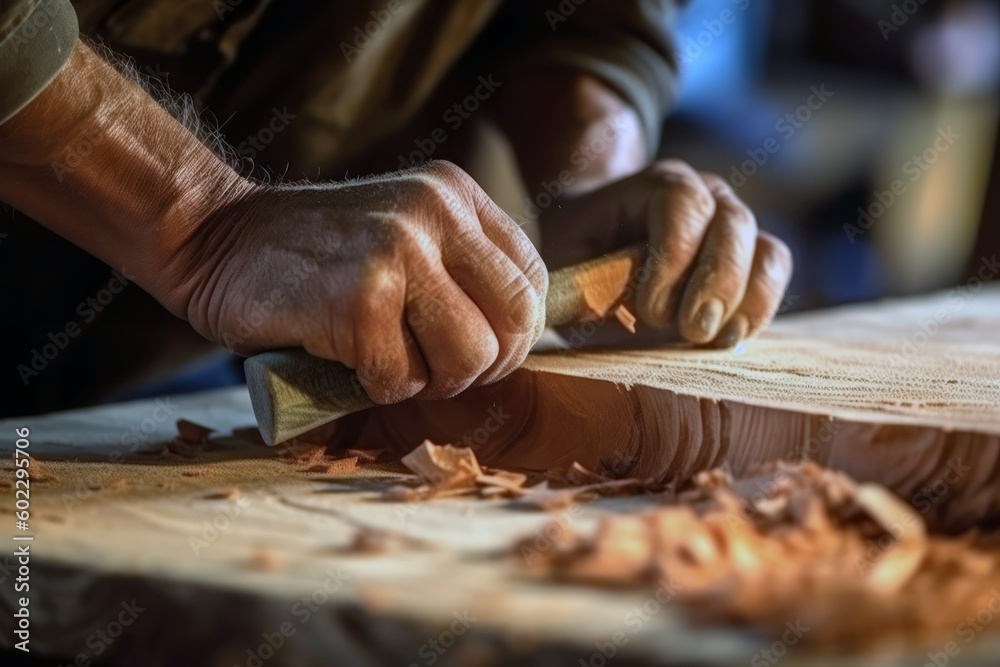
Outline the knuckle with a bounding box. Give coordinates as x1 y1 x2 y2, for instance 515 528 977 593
724 203 757 232
698 171 729 193
486 337 531 385
423 160 475 191
430 336 498 398
501 279 540 336
664 224 704 264
758 232 794 278
665 179 715 218
647 158 695 177
355 353 406 404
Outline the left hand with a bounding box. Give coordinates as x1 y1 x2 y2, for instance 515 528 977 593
538 159 793 347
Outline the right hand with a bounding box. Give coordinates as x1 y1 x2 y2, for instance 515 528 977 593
164 161 548 404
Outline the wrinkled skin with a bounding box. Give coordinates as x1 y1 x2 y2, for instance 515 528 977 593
0 43 792 410
539 161 793 348
179 162 548 403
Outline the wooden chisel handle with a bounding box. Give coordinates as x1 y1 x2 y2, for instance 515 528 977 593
245 244 646 445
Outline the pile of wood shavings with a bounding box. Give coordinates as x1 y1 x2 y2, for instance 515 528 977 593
517 460 1000 652
382 440 654 506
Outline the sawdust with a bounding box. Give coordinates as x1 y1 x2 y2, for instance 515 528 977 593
1 455 59 484
517 460 1000 651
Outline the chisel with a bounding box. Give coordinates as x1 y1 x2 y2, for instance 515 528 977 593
245 244 646 445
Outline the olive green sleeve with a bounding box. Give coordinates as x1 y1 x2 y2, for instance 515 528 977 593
0 0 79 125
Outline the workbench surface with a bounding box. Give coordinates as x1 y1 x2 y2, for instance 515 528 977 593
3 287 1000 667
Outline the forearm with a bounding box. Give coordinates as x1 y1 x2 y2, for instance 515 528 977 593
0 40 251 315
497 66 648 198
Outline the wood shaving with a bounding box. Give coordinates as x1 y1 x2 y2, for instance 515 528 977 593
402 440 482 491
614 304 637 333
345 448 385 462
381 445 651 507
176 419 213 443
275 441 329 464
476 469 529 493
305 456 359 475
517 460 1000 651
547 461 609 486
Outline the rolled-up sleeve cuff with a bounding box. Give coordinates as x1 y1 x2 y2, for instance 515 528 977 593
0 0 78 125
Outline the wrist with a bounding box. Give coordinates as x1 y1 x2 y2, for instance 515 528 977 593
152 170 261 322
0 41 257 320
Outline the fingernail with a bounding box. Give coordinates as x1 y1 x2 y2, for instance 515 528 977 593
691 298 724 341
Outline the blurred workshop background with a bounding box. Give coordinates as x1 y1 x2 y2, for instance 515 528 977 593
662 0 1000 310
2 0 998 417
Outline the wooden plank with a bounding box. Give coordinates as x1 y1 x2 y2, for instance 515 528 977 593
2 288 1000 665
327 286 1000 532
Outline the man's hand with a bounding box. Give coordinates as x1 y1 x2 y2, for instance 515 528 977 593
173 161 548 403
0 43 545 404
538 160 792 347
